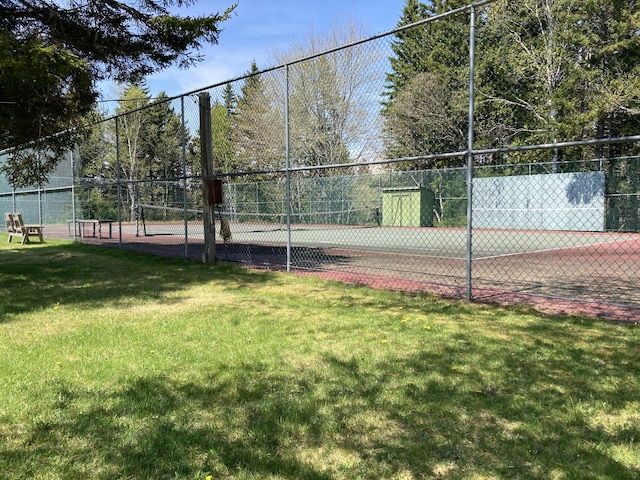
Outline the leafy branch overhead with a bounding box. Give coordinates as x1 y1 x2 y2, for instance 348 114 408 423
0 0 236 187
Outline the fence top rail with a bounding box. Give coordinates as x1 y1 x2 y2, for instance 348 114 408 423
472 135 640 157
216 134 640 179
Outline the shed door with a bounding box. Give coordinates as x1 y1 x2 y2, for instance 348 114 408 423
388 192 411 226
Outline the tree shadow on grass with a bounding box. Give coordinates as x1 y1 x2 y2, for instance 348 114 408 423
373 321 640 479
0 242 280 323
4 332 640 479
4 370 335 479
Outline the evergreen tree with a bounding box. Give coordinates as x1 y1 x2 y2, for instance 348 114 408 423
234 62 284 172
382 0 471 165
78 110 117 181
207 83 238 175
222 83 237 116
381 0 431 112
77 109 119 220
211 101 237 174
79 91 189 219
576 0 640 230
0 0 235 187
140 93 185 180
140 93 187 213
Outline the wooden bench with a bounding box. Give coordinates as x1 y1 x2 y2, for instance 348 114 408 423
4 212 44 244
68 219 114 239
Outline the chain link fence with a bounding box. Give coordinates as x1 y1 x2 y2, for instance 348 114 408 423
2 0 639 319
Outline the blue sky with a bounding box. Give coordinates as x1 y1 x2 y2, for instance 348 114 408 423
101 0 407 102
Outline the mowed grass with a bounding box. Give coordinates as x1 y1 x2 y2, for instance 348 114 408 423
1 239 639 480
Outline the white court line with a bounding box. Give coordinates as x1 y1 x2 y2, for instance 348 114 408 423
474 236 636 261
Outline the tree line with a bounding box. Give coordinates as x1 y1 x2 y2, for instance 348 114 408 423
383 0 639 165
73 0 639 228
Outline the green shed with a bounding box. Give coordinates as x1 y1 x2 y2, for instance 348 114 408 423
381 187 434 227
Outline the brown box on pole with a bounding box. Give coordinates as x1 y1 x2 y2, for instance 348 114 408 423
207 179 223 206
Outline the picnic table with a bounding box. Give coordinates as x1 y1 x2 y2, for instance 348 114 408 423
68 219 114 239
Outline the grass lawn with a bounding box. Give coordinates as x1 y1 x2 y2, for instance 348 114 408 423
1 238 639 479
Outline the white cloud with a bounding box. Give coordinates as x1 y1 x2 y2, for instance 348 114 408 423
99 0 407 100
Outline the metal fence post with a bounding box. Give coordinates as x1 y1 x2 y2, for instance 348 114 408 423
466 5 477 301
70 150 76 239
181 95 189 259
116 117 123 248
285 65 292 272
37 186 42 225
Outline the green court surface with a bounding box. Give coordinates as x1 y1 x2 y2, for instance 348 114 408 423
223 222 634 259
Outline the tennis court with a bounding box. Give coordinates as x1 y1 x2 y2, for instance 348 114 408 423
48 218 640 320
131 219 637 261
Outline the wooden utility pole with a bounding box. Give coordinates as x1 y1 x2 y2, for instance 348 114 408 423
199 92 216 263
